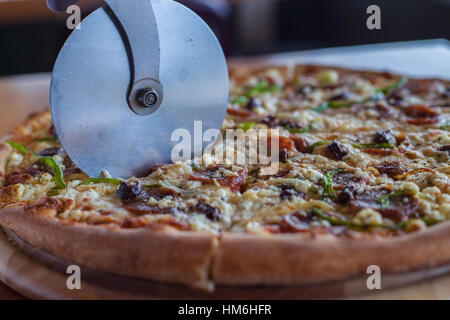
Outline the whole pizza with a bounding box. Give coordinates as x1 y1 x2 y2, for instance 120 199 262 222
0 64 449 291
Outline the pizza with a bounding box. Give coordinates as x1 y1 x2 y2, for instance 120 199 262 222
0 64 449 291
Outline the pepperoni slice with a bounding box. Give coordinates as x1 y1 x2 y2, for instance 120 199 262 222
332 171 365 190
290 134 310 153
374 161 406 178
227 108 254 118
189 165 248 192
267 135 295 152
404 105 440 125
5 172 32 185
279 211 311 233
341 187 419 222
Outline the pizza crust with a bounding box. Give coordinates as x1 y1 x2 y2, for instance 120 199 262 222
212 225 450 285
2 204 450 290
0 206 218 291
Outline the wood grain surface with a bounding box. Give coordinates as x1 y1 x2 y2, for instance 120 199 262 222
0 68 449 299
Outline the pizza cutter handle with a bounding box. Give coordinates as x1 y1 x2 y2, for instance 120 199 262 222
105 0 164 115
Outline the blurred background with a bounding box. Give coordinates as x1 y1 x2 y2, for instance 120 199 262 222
0 0 449 76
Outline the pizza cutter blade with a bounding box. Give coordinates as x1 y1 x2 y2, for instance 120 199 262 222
50 0 229 178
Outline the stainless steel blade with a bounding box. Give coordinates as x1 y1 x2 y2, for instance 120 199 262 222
105 0 164 115
50 0 229 178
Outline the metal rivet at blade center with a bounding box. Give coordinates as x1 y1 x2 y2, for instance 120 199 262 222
137 88 158 108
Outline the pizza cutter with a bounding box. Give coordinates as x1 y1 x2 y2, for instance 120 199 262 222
50 0 229 178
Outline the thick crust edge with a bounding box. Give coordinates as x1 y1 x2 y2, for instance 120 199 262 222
212 224 450 285
0 206 218 291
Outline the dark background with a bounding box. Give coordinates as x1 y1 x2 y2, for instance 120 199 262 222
0 0 449 76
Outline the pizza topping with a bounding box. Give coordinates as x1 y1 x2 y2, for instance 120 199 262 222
441 121 450 130
322 168 345 197
279 184 305 200
313 100 355 112
6 140 30 154
374 161 406 178
403 79 434 96
145 187 180 201
290 135 311 154
332 171 364 189
247 80 280 96
120 217 147 228
6 140 66 190
226 108 254 118
5 171 32 186
441 86 450 99
378 77 408 95
404 105 440 125
337 185 357 204
37 136 58 143
349 188 419 222
278 149 289 163
329 91 351 101
362 148 394 157
62 156 82 176
38 147 63 157
352 142 395 150
123 203 174 216
309 140 330 153
192 201 220 221
117 182 144 201
386 90 405 106
25 197 68 215
245 97 262 110
38 157 66 189
437 145 450 154
318 70 339 86
394 168 435 180
261 115 306 133
80 178 122 186
312 208 354 227
48 124 57 137
296 84 316 96
372 130 396 145
280 211 310 232
189 165 248 192
284 123 309 133
269 135 295 152
326 141 348 160
376 189 416 209
371 102 395 119
260 115 279 128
